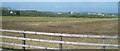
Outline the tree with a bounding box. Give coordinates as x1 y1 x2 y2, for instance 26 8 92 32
2 7 10 16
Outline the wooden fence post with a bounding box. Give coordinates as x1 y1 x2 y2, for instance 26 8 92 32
22 33 26 51
102 35 106 51
59 33 63 51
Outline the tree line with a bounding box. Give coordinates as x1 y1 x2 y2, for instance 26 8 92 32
1 7 117 18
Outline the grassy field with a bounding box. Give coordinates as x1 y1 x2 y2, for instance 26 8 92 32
2 16 118 36
1 16 118 49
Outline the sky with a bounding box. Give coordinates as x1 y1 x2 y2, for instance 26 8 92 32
2 2 118 13
1 0 120 2
1 0 119 13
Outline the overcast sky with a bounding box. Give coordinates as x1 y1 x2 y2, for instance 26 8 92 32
1 0 120 2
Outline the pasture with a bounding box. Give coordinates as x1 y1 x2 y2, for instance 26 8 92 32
1 16 118 49
2 16 118 36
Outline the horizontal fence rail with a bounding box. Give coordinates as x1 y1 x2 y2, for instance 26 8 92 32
0 29 119 39
0 35 119 47
0 42 59 49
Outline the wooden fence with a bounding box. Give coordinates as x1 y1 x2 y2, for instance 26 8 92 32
0 29 119 51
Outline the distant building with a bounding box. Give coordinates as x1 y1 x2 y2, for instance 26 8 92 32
69 12 73 14
97 13 105 16
9 10 20 16
112 14 115 16
57 12 62 14
91 12 97 15
97 13 102 15
102 13 105 16
87 13 91 15
10 11 13 14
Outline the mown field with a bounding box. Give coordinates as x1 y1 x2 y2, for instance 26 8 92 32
1 16 118 49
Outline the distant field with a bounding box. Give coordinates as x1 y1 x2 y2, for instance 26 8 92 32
2 16 118 36
1 16 118 49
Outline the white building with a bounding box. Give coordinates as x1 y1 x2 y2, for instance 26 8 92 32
69 12 73 14
10 11 13 14
91 12 97 15
97 13 105 16
88 13 91 15
57 12 62 14
97 13 102 15
112 14 115 16
102 13 105 16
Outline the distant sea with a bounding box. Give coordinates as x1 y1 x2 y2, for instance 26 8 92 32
2 2 118 13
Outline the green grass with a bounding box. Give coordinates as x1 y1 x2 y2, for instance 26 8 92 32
2 16 117 22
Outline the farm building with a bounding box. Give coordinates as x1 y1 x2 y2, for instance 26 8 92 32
9 10 20 16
